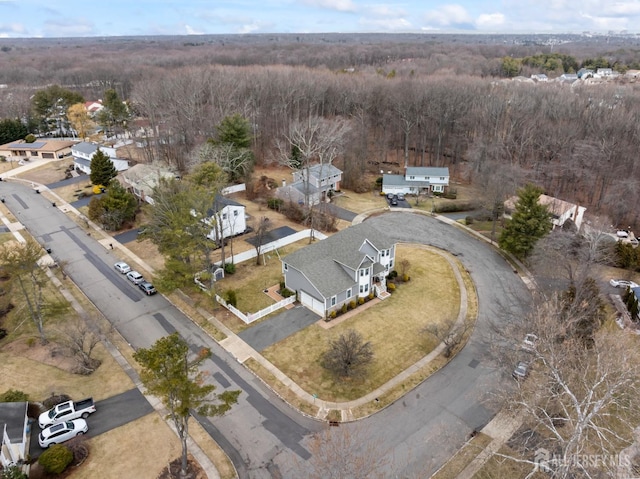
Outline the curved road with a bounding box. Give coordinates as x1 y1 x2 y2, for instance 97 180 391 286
0 181 530 478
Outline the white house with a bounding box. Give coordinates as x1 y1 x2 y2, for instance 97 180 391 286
72 141 129 175
206 195 247 243
382 167 450 196
275 164 342 206
119 163 178 205
84 100 104 116
0 402 29 469
504 193 586 230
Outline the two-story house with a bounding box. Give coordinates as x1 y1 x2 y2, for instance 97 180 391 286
119 163 178 205
275 164 342 206
206 195 247 243
382 166 450 197
282 222 395 317
72 141 129 175
504 193 586 230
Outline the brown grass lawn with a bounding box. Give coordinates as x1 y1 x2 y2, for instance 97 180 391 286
213 240 309 319
261 245 461 402
51 180 95 204
431 432 492 479
332 190 387 213
15 159 75 185
68 413 181 479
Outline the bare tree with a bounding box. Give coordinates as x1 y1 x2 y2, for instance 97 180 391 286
321 329 374 379
294 424 393 479
252 216 271 266
488 294 640 479
422 320 472 358
58 319 102 374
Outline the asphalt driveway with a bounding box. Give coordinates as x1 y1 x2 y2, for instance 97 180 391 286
238 306 320 352
245 225 297 247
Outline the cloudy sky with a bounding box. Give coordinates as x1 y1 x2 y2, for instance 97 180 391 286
0 0 638 38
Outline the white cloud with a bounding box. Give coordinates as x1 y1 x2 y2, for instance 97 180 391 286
359 17 413 31
476 13 505 28
184 24 204 35
302 0 357 13
423 4 473 27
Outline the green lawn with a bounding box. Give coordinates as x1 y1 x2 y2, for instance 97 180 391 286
261 245 463 401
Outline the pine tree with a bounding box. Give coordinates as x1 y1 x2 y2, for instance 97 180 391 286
499 184 552 259
89 148 117 187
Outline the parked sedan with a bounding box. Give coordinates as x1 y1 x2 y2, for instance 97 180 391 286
609 278 639 289
521 333 538 352
138 281 157 296
39 419 88 448
126 271 144 285
114 262 131 274
512 361 529 380
397 193 405 201
391 197 398 206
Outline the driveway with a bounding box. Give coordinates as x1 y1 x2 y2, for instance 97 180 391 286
29 388 154 458
324 203 357 221
238 306 320 352
245 225 297 247
46 175 87 189
113 228 140 244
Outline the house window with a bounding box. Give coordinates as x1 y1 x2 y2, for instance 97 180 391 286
409 175 415 180
234 210 238 217
389 259 394 268
359 285 364 293
440 177 446 181
331 296 336 306
346 289 352 299
222 213 227 220
284 263 288 271
30 151 38 157
364 284 369 292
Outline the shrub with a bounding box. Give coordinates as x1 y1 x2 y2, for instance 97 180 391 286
1 464 28 479
387 283 396 292
38 444 73 474
26 337 36 347
329 310 337 319
349 300 357 310
389 270 398 279
267 198 284 211
358 297 365 305
43 394 71 409
368 292 375 300
280 288 295 298
403 274 410 282
24 134 36 143
465 216 474 225
223 263 236 274
375 177 383 187
225 290 238 307
341 303 348 314
0 389 29 402
279 281 286 291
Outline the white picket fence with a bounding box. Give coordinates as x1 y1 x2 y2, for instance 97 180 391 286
215 229 327 266
215 293 296 324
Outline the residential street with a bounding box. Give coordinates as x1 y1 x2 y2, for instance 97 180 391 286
0 180 530 478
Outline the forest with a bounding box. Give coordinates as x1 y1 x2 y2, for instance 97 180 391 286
1 33 640 229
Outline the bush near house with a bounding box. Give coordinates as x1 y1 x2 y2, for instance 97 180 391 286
38 444 74 474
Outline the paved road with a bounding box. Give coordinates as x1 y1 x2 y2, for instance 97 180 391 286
1 181 322 478
2 181 530 478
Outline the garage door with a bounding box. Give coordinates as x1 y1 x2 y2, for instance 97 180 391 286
300 290 324 316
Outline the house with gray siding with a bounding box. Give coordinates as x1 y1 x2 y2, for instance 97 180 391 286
282 222 395 317
276 163 342 206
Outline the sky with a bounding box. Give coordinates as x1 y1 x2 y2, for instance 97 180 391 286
0 0 639 38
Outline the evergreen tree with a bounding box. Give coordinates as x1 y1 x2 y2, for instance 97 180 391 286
499 184 552 259
88 180 137 230
0 118 28 144
216 114 252 148
134 333 240 478
89 148 117 186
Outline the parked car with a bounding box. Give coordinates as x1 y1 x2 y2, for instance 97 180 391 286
391 197 398 206
397 193 405 201
521 333 538 352
512 361 529 380
386 193 394 200
126 271 144 285
609 278 639 289
138 281 157 295
39 398 96 428
39 419 88 448
114 262 131 274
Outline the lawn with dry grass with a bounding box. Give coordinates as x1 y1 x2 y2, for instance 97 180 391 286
51 180 95 204
431 432 492 479
213 240 309 317
332 190 387 213
15 159 75 185
261 245 461 402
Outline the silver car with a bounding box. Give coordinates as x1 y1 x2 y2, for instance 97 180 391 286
114 262 131 274
126 270 144 285
512 361 529 380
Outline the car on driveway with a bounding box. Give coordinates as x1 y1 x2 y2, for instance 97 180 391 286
397 193 405 201
138 281 157 295
391 196 398 206
521 333 538 352
126 271 144 285
512 361 529 380
39 419 88 448
609 278 638 288
114 262 131 274
386 193 394 200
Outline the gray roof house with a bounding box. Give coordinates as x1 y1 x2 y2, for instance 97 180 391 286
282 222 395 317
382 166 449 196
0 402 29 468
72 141 129 175
276 163 342 206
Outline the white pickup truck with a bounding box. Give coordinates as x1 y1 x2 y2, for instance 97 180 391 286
39 398 96 428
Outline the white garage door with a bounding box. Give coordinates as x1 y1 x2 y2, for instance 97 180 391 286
300 290 324 316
